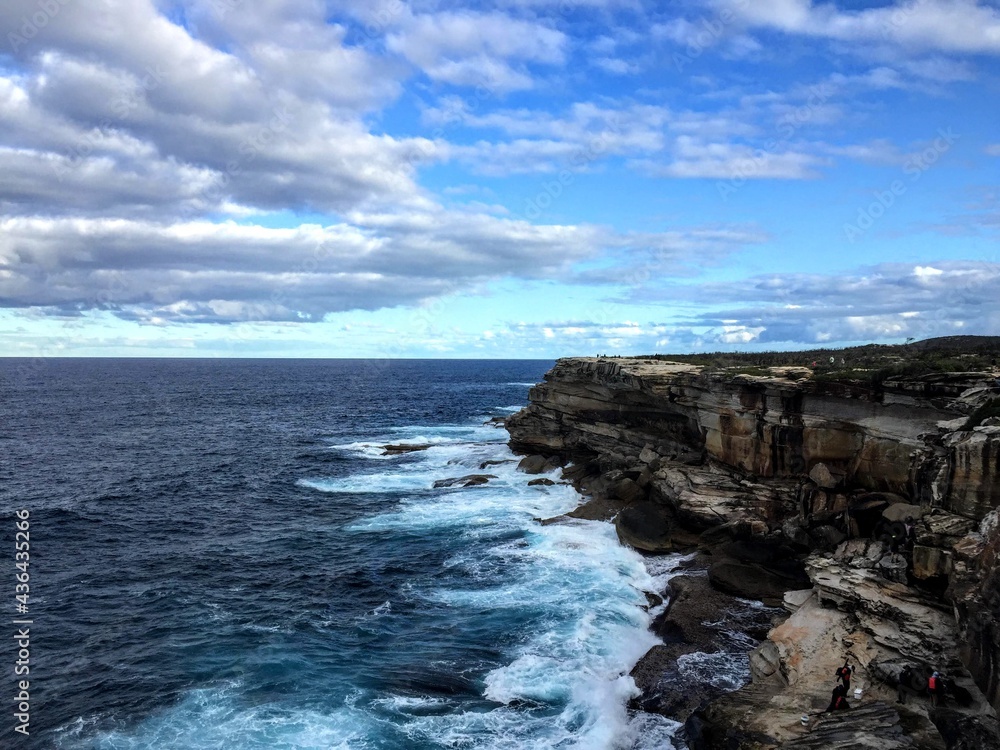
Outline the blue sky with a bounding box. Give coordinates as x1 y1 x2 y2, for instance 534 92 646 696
0 0 998 357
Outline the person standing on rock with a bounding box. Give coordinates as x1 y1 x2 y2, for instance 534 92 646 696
928 672 944 707
904 516 917 545
897 666 913 704
836 660 854 692
826 684 850 712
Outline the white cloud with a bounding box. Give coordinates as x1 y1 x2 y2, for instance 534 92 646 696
0 210 757 323
593 57 641 74
719 0 1000 55
628 261 1000 345
386 11 567 91
647 136 828 179
719 325 766 344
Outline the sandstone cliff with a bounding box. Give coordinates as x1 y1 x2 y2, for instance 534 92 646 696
507 352 1000 748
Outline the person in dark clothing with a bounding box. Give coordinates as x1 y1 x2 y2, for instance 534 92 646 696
904 516 917 549
827 684 850 712
835 660 854 691
897 666 912 704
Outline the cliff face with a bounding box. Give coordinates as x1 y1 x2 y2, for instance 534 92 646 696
507 356 1000 745
507 358 999 519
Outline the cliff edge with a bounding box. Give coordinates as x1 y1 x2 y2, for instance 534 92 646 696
506 340 1000 749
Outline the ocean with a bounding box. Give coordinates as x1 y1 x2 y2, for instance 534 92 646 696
0 359 687 749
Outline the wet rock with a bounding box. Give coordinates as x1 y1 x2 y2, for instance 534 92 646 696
928 708 1000 750
527 478 554 486
432 474 497 489
516 454 563 474
380 443 432 455
632 574 775 720
613 477 646 504
614 500 673 553
708 559 805 606
560 460 600 484
479 459 514 470
783 518 812 550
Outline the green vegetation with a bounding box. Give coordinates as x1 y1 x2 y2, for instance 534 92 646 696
643 336 1000 385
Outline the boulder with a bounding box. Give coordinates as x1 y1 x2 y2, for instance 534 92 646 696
916 513 976 548
432 474 497 489
639 446 660 464
614 501 673 553
809 524 848 550
516 454 563 474
707 558 806 606
527 478 555 487
783 518 812 550
479 459 513 470
809 462 841 489
783 588 815 614
912 545 953 580
613 477 646 504
381 443 432 455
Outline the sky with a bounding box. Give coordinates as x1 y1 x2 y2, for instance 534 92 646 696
0 0 998 358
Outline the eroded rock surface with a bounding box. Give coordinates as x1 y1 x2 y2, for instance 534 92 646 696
505 354 1000 748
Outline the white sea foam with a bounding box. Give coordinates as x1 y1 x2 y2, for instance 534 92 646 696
676 650 750 692
339 436 678 748
73 427 680 750
70 685 383 750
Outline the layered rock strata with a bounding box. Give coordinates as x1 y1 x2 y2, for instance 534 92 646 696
507 356 1000 748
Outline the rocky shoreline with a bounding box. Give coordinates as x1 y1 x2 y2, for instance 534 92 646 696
505 351 1000 749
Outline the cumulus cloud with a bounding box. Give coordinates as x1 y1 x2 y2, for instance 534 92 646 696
0 210 757 323
0 0 994 353
0 1 447 220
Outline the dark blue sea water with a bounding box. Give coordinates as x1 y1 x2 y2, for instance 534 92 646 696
0 359 685 749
